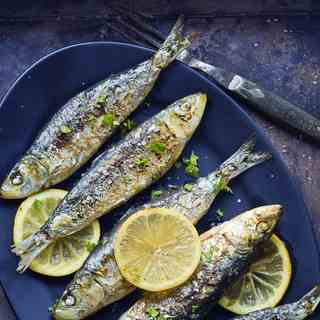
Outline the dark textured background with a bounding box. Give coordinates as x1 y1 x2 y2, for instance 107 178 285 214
1 1 320 318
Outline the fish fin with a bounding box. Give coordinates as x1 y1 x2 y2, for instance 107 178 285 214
297 285 320 315
152 15 191 69
12 232 50 273
219 135 272 180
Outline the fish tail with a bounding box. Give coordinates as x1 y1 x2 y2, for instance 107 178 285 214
152 15 192 69
219 135 272 180
297 284 320 316
12 231 50 273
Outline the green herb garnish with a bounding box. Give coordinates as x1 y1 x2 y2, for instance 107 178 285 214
146 307 159 319
149 142 166 156
191 305 199 313
102 113 114 127
86 242 97 253
183 152 199 177
216 209 224 218
201 245 217 263
32 199 43 211
183 183 193 192
96 94 107 105
212 175 232 196
120 119 136 136
88 114 97 127
60 125 72 134
136 158 149 168
151 190 163 199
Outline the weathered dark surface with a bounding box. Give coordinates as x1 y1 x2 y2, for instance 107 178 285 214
1 2 320 319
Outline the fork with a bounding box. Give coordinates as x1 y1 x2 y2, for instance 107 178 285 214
108 9 320 144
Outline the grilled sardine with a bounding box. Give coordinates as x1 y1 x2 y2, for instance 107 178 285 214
0 18 191 199
13 93 207 272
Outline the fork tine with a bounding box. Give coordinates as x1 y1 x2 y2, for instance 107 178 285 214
107 23 148 47
112 5 166 42
116 17 162 49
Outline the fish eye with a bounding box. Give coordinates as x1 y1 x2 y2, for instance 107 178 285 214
10 171 24 185
63 294 76 307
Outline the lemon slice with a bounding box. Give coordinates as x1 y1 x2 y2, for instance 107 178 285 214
219 234 292 314
13 189 101 277
114 207 201 292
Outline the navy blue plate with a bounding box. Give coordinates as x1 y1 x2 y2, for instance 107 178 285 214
0 42 319 320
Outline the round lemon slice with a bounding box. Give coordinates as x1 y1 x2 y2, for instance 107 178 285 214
114 207 201 292
13 189 101 277
219 234 292 314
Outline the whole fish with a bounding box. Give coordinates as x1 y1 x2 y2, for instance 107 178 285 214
233 285 320 320
0 17 191 199
51 138 271 320
13 92 207 272
120 205 282 320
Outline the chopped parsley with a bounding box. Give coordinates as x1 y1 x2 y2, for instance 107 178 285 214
102 113 114 127
183 183 193 192
88 114 97 127
96 94 107 105
86 242 97 253
183 152 199 177
120 119 136 136
146 307 159 319
149 142 166 156
216 208 224 218
60 125 72 134
191 305 199 313
212 175 232 196
151 190 163 199
32 199 43 210
136 158 149 168
201 245 217 263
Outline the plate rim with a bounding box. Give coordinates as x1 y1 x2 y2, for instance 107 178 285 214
0 41 319 318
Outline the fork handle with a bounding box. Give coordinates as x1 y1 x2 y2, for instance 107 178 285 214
188 58 320 143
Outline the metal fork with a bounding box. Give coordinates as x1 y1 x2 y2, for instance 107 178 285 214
108 8 320 144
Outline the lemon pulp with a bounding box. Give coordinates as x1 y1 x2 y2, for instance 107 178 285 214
114 207 201 292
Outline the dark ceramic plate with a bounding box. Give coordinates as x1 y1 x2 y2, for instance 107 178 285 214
0 43 319 320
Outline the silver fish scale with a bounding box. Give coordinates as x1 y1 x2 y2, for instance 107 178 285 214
28 59 159 186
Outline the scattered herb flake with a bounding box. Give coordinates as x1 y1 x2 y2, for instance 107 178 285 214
149 142 166 156
191 305 199 313
32 199 43 210
60 125 72 134
96 95 107 105
216 209 224 218
151 190 163 199
102 113 114 127
136 158 149 168
86 242 97 253
120 119 136 136
201 245 217 263
183 152 199 177
212 175 232 196
183 183 193 192
146 307 159 319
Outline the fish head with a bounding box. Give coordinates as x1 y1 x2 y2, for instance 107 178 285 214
51 275 104 320
0 155 49 199
228 205 282 250
164 93 207 140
